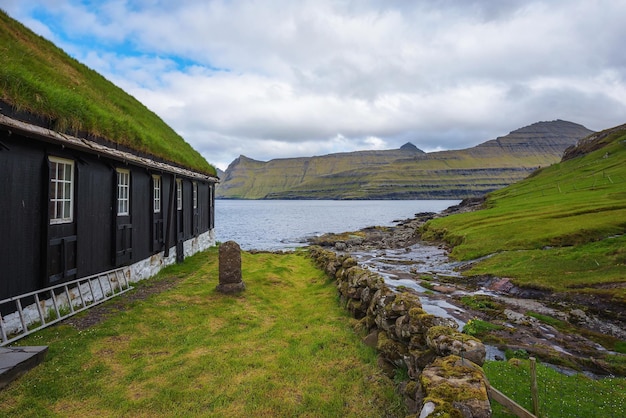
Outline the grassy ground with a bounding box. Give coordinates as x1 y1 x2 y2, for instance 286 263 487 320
0 248 404 417
484 359 626 417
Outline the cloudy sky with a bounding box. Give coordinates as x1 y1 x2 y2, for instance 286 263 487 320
2 0 625 170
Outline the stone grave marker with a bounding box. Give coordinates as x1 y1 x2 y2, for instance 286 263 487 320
216 241 245 294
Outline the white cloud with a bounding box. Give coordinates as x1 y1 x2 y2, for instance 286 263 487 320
2 0 626 171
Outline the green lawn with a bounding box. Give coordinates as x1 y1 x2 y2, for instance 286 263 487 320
0 249 404 417
484 359 626 417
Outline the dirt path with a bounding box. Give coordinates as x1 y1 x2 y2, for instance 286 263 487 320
62 274 185 331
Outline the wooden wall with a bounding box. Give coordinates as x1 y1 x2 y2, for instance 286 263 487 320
0 128 214 301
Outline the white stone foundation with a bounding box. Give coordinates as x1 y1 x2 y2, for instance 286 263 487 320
130 229 215 282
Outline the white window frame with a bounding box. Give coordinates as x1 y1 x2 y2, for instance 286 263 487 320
192 182 198 209
117 169 130 216
49 157 74 224
153 175 161 214
176 179 183 211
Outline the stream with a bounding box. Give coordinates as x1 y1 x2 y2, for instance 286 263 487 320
343 239 625 376
351 243 506 360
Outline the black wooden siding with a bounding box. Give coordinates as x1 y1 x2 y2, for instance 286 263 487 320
0 136 44 300
0 129 215 301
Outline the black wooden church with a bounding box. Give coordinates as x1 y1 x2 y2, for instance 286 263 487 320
0 109 218 305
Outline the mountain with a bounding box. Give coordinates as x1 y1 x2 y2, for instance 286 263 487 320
216 120 593 199
218 142 424 199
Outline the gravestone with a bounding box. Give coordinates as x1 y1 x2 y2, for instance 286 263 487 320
216 241 245 294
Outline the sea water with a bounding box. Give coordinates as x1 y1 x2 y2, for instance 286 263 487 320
215 199 459 251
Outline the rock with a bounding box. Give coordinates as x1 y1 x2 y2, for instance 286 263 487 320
569 308 588 324
377 354 397 379
334 241 347 251
397 380 421 414
419 355 491 418
377 330 408 363
411 313 458 334
216 241 245 294
362 330 379 349
405 348 436 376
430 285 455 294
426 326 486 366
504 308 532 325
489 277 515 293
419 401 436 418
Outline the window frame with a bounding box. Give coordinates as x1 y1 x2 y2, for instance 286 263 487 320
176 179 183 211
152 175 161 214
48 156 75 225
192 182 198 210
116 168 131 216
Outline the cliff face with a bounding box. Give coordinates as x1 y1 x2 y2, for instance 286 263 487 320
217 120 594 199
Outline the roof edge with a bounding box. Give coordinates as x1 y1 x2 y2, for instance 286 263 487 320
0 113 219 183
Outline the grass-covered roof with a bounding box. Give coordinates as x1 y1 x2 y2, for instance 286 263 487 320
0 9 215 177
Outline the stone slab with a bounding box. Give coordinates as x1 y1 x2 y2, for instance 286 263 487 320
0 346 48 390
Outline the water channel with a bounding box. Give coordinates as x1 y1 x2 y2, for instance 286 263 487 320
346 236 625 375
351 242 508 360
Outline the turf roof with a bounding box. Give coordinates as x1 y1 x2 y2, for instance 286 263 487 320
0 9 216 177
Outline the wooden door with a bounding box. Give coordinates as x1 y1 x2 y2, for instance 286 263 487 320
151 175 164 251
176 178 184 262
45 156 77 284
114 169 133 266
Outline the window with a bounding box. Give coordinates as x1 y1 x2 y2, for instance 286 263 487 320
176 179 183 210
117 169 130 216
153 175 161 213
49 157 74 224
193 182 198 209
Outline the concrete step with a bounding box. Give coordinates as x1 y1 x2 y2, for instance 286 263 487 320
0 346 48 390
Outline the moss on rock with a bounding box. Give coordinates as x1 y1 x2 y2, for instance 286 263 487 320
420 355 490 418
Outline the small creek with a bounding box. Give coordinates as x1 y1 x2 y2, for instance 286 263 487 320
352 244 466 320
349 241 623 374
352 243 506 360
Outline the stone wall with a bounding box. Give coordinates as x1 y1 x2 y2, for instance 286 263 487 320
309 246 491 418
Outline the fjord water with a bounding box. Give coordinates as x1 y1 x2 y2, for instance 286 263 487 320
215 199 459 250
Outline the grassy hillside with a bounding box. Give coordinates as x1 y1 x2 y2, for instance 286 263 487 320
422 124 626 303
0 10 215 176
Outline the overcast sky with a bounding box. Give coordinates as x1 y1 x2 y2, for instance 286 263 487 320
2 0 626 170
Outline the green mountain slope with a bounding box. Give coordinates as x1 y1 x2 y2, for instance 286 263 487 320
0 9 215 176
217 120 592 199
423 123 626 304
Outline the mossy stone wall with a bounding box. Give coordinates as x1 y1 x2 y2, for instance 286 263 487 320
309 246 491 417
